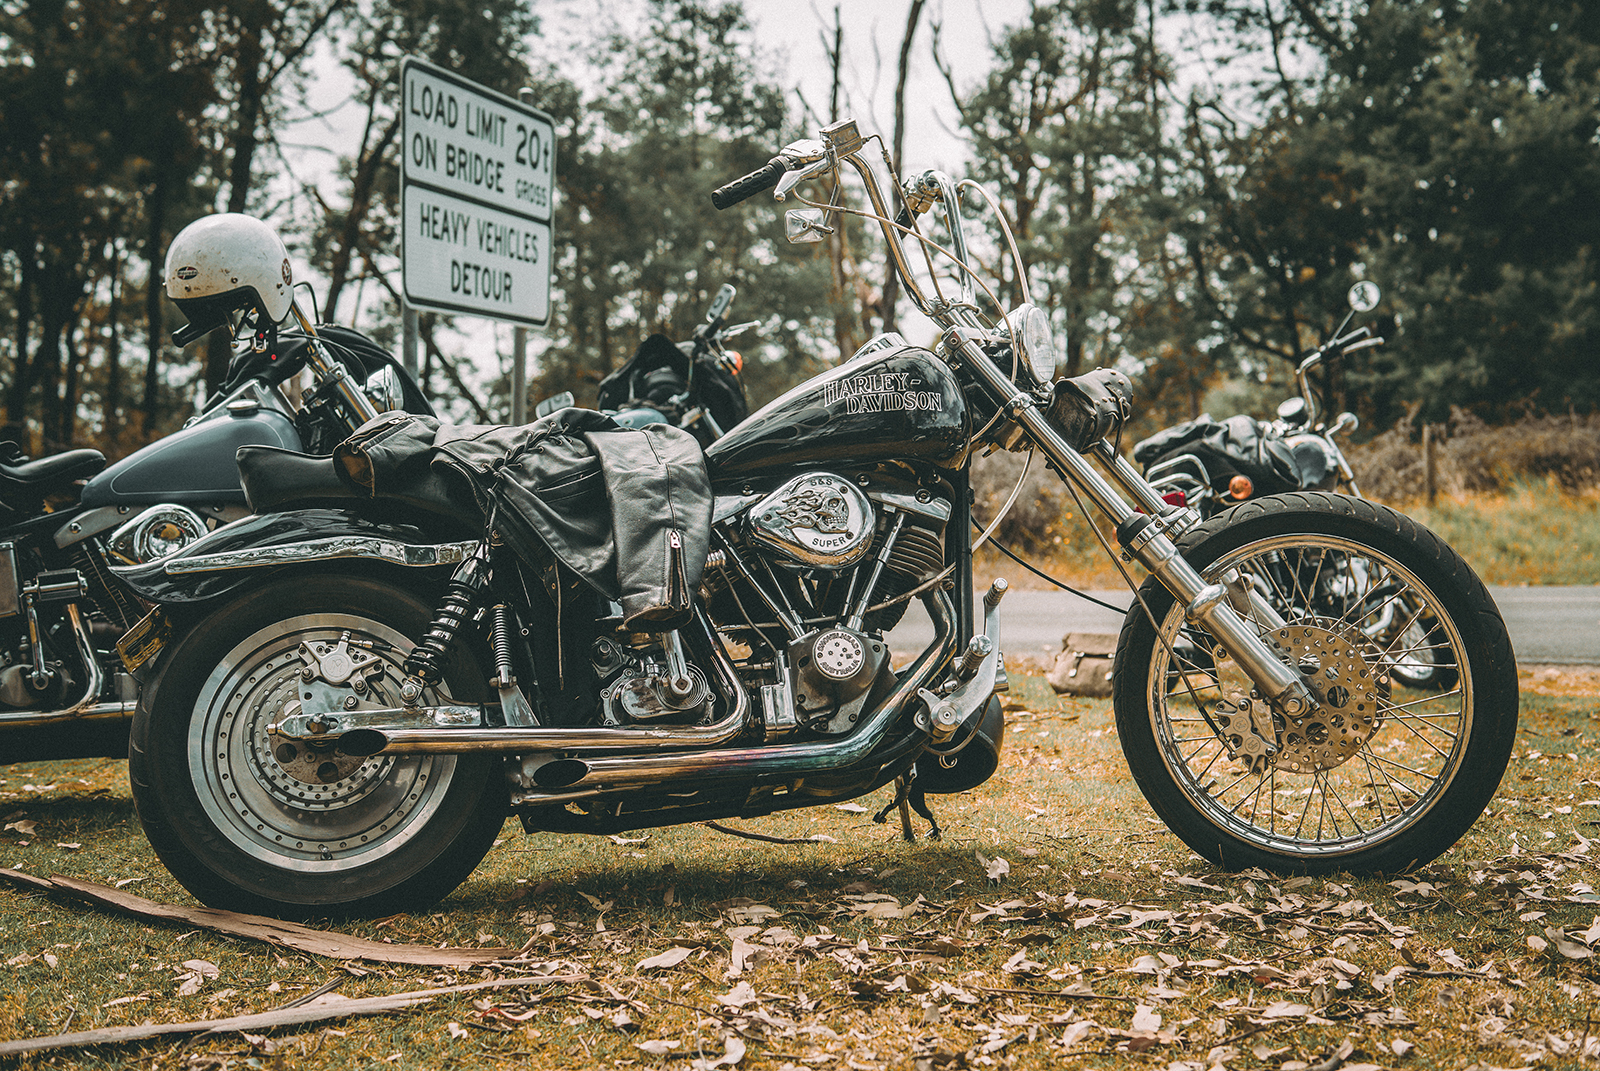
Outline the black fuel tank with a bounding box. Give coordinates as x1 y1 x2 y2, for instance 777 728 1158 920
80 404 300 510
706 342 969 482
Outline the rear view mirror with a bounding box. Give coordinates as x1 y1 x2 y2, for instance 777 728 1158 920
785 209 832 244
1347 281 1381 312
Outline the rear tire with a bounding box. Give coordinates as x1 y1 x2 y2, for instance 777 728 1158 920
1113 492 1518 875
129 574 505 919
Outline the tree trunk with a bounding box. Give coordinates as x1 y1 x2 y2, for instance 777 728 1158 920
104 241 123 454
142 162 170 439
881 0 926 335
7 233 37 429
60 299 81 446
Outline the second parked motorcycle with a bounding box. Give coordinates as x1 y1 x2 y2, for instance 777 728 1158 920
1133 282 1456 688
536 283 753 446
0 213 424 764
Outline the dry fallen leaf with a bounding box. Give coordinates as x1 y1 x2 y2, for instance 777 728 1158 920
576 891 614 912
717 981 758 1008
1544 925 1595 959
637 946 694 971
637 1039 679 1056
976 851 1010 884
1131 1005 1162 1033
447 1022 469 1039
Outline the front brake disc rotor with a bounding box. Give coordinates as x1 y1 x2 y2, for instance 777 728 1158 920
1270 620 1391 773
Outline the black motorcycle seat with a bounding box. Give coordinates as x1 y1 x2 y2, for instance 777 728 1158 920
237 445 479 524
0 448 106 498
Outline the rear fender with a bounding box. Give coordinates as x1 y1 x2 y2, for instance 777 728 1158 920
110 507 480 605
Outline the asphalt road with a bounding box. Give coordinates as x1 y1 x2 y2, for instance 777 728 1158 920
887 584 1600 666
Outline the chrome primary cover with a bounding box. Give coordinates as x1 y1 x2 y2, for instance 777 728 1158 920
748 472 875 568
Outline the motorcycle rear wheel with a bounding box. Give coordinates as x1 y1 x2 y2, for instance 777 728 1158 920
129 575 506 919
1113 492 1518 875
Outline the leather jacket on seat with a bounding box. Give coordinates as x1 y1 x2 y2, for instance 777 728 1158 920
334 407 712 631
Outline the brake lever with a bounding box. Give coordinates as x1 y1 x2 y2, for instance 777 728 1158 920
774 157 833 200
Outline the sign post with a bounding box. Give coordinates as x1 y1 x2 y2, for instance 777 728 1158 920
400 57 554 417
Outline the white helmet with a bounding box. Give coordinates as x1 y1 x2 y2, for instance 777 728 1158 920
164 213 294 346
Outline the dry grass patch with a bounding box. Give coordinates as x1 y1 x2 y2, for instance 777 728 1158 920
0 671 1596 1070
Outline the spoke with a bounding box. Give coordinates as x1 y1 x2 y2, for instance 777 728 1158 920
1303 548 1336 614
1365 749 1444 786
1371 597 1428 656
1292 784 1313 840
1190 743 1227 782
1383 688 1464 714
1355 742 1410 818
1337 571 1410 634
1230 770 1272 823
1320 770 1369 837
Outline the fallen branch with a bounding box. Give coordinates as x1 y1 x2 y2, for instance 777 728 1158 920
969 984 1136 1003
0 868 517 966
702 821 837 845
0 975 589 1057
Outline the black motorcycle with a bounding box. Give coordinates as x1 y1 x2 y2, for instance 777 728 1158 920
535 283 753 446
1133 284 1456 689
0 310 421 764
122 120 1517 920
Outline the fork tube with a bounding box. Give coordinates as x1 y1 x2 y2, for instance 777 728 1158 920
1092 441 1185 519
946 330 1312 713
288 301 382 429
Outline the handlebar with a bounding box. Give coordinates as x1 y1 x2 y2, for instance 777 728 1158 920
711 157 788 210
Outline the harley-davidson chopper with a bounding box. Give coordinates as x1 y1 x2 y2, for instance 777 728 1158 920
121 121 1517 919
0 214 422 765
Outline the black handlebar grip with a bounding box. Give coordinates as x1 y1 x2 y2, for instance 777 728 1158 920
711 156 786 210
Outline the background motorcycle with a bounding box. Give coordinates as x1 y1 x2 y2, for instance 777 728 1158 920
535 283 753 446
0 297 423 764
1133 288 1456 689
122 118 1517 920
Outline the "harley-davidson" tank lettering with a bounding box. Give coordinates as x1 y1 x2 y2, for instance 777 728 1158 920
822 372 944 414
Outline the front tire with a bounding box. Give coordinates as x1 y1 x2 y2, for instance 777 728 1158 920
129 574 506 919
1113 492 1518 875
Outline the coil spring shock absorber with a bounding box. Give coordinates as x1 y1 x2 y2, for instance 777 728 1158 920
399 541 493 705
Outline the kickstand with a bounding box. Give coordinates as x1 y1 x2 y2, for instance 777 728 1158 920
872 775 942 842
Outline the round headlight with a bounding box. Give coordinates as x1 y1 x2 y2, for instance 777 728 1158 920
1003 304 1060 384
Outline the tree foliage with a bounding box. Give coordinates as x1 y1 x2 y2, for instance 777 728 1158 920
1179 0 1600 426
532 0 834 410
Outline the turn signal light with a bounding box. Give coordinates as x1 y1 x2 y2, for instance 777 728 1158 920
1228 475 1254 499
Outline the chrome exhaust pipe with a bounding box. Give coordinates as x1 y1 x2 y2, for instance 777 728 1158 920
509 591 958 806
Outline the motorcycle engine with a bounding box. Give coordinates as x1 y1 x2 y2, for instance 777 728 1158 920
788 625 891 735
748 473 876 568
594 635 712 726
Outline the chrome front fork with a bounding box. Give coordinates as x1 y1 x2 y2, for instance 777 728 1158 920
948 332 1315 749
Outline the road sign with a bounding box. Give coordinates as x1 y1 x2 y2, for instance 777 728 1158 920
400 58 554 326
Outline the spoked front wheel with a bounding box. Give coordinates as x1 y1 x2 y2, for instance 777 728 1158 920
129 575 506 919
1113 492 1518 875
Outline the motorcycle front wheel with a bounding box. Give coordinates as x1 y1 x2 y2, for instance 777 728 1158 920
1113 492 1518 875
129 574 506 919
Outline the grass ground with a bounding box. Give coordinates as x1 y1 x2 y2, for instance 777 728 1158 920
1 668 1595 1070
